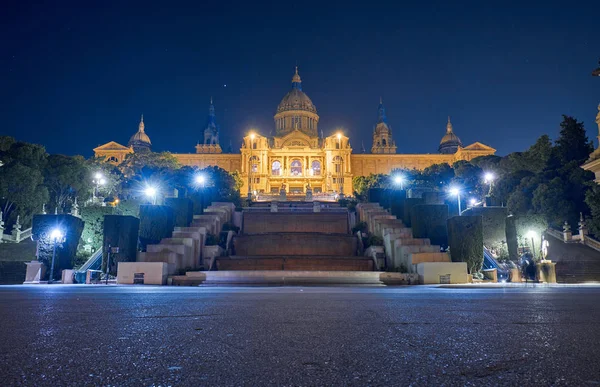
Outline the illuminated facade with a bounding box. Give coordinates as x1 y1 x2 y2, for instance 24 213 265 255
94 68 496 196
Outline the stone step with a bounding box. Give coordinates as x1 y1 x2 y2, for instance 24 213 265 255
233 233 357 256
172 270 399 286
243 212 349 234
216 256 374 271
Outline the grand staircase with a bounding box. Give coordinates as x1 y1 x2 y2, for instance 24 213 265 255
216 207 374 272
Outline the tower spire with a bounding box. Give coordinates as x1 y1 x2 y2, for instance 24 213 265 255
377 98 387 124
139 114 145 132
291 66 302 90
446 116 453 133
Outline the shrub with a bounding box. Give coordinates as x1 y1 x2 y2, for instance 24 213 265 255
363 235 383 248
352 221 368 234
222 222 240 233
205 233 219 246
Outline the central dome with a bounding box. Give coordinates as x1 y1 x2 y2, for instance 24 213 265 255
276 68 317 114
274 67 320 137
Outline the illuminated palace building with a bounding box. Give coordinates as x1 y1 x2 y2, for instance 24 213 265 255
94 68 496 197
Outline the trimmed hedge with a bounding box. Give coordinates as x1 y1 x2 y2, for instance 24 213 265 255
461 207 509 258
447 215 484 274
32 214 85 279
410 204 449 247
389 189 406 219
402 198 424 227
103 215 140 275
165 197 193 227
80 206 115 253
139 205 175 251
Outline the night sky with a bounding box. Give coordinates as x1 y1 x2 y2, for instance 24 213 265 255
1 1 599 157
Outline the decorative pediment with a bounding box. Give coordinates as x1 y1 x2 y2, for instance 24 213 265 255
93 141 131 152
275 129 318 148
462 142 496 152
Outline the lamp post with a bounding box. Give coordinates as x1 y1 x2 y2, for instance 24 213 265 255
484 172 495 198
144 186 157 205
394 175 405 190
450 187 461 215
469 198 477 208
92 172 106 203
248 133 255 200
195 174 206 188
337 132 343 196
49 228 65 284
527 230 537 260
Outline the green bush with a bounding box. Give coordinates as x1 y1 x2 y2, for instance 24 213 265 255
352 221 368 234
447 216 484 274
80 206 115 253
205 233 219 246
222 222 240 233
363 235 383 248
116 199 142 218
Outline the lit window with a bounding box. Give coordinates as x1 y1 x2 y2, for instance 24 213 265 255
291 160 302 176
272 161 281 176
311 160 321 176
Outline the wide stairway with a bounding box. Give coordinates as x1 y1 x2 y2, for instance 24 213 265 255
215 206 375 272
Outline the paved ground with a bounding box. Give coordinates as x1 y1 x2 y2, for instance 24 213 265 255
0 285 599 386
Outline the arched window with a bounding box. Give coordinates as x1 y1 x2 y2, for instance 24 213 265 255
252 142 257 149
311 160 321 176
108 156 118 163
382 139 387 146
335 142 340 149
250 155 259 173
290 160 302 176
272 161 281 176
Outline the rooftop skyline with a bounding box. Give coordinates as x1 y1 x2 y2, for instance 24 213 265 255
1 1 599 156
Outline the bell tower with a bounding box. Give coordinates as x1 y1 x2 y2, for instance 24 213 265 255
371 98 397 154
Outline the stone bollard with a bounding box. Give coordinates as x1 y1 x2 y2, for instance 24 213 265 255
313 201 321 213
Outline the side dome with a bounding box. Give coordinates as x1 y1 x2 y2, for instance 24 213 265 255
128 115 152 152
438 116 462 154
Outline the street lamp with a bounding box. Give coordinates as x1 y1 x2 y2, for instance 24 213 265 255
248 132 256 200
469 198 477 207
144 186 157 205
484 172 495 197
195 174 206 187
393 175 405 190
336 132 343 196
526 230 537 259
92 172 105 203
449 187 462 215
49 228 65 283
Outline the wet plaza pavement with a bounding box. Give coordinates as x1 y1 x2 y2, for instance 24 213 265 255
0 284 599 386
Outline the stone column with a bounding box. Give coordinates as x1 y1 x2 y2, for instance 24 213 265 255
0 211 4 243
563 221 572 242
12 215 22 242
578 213 588 242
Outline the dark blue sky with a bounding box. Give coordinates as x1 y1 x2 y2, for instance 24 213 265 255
1 1 599 157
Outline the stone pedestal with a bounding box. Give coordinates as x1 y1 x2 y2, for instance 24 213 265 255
537 261 557 283
313 201 321 212
509 267 521 283
271 201 278 212
24 261 46 284
482 268 498 282
61 269 75 284
305 187 313 201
